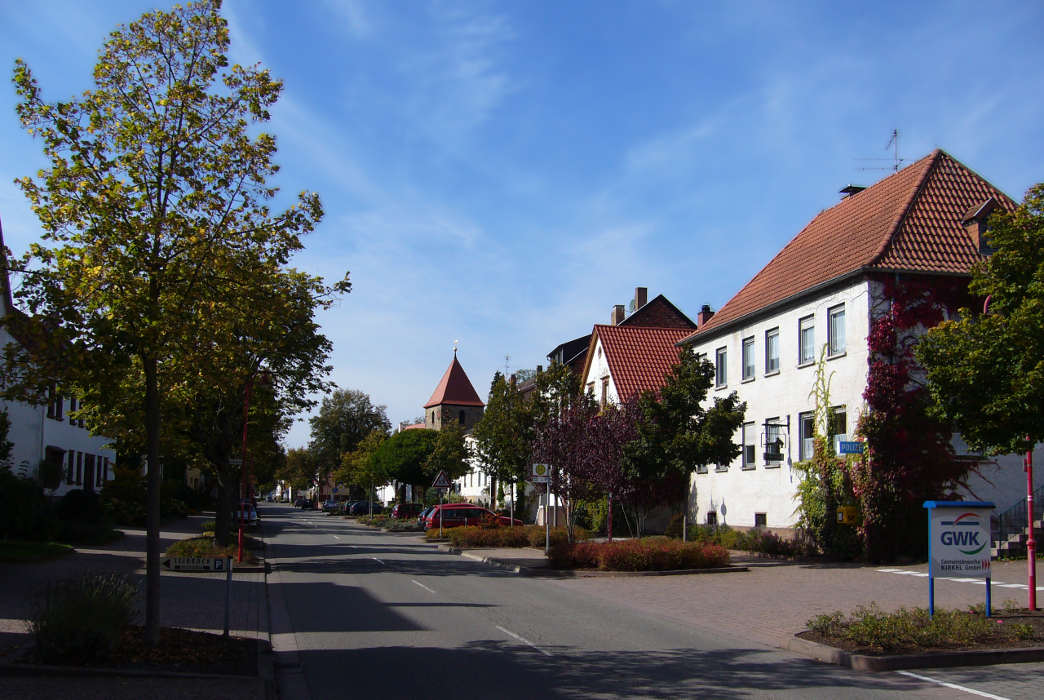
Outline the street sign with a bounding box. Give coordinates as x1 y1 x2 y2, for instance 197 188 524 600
531 463 550 483
162 556 232 572
838 441 865 455
229 458 243 466
923 500 995 616
431 470 451 489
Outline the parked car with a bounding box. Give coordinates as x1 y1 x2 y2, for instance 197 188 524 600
321 498 341 513
422 503 522 530
347 501 385 516
237 500 259 527
417 506 435 528
390 502 424 520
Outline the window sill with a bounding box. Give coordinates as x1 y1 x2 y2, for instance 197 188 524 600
696 469 708 475
714 467 729 473
714 384 728 391
741 377 755 384
740 465 756 471
764 369 780 377
796 361 814 369
764 462 782 469
827 351 847 361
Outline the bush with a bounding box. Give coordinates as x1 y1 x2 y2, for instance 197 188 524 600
0 469 56 540
27 572 138 664
549 538 730 571
165 535 259 561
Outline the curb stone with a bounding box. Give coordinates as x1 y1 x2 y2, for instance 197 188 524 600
785 634 1044 671
441 545 750 578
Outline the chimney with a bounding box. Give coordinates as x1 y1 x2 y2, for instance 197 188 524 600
509 374 517 387
611 304 626 325
839 184 865 199
633 287 648 311
697 304 714 327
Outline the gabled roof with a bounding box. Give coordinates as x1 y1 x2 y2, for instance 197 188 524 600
620 294 697 329
680 150 1015 344
423 354 485 409
581 325 691 401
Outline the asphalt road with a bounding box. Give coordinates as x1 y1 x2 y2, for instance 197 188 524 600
264 506 1037 699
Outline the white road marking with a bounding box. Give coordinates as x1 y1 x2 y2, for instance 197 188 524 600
372 557 385 565
877 568 1044 591
333 535 340 540
411 579 436 594
896 670 1010 699
496 625 552 657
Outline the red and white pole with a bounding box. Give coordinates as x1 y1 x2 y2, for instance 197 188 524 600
1027 446 1037 610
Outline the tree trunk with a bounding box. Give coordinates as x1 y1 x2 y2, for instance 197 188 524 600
143 354 162 647
607 492 613 542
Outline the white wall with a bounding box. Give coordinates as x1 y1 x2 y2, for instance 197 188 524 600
581 336 618 408
687 279 872 529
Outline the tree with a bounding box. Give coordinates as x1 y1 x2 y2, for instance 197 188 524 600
581 397 640 541
309 388 391 482
471 372 532 513
918 183 1044 455
8 0 346 643
335 429 389 513
625 351 744 534
425 421 471 486
371 429 439 502
280 447 320 493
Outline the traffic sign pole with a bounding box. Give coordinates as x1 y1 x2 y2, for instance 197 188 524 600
223 556 232 637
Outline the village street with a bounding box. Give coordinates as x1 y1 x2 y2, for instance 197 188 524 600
267 505 1044 699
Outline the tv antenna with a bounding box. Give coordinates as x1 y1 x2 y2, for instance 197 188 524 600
504 354 511 375
857 129 905 173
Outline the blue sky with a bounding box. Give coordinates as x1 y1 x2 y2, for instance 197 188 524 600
1 0 1042 449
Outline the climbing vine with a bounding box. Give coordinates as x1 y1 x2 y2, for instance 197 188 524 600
854 274 976 562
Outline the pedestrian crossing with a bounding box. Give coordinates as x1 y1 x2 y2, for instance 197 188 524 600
876 568 1044 591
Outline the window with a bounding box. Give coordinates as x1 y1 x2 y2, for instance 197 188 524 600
828 304 845 356
66 452 75 484
696 464 708 474
75 452 83 484
47 386 63 420
798 411 814 461
706 511 717 526
798 315 815 365
765 328 780 374
742 337 755 381
715 347 727 387
741 422 756 469
586 382 595 397
102 457 109 483
601 377 609 408
829 405 848 453
764 418 783 465
459 410 466 426
754 512 767 528
69 397 77 424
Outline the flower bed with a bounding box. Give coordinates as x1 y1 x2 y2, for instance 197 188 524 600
550 537 730 571
802 602 1044 654
164 536 258 564
425 525 589 547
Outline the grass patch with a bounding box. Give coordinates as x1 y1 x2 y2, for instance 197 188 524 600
164 536 258 564
0 540 74 562
803 602 1044 654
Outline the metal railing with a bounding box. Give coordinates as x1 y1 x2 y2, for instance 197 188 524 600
991 482 1044 550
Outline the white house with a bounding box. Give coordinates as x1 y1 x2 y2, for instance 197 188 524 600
0 220 116 494
679 150 1038 532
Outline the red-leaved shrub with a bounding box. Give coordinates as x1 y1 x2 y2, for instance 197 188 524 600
549 538 730 571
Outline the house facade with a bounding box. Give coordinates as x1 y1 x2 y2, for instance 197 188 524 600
0 220 115 494
679 150 1036 532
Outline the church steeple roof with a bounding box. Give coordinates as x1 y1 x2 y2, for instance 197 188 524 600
423 354 485 409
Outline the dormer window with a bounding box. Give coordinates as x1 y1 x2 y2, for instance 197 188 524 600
963 197 998 256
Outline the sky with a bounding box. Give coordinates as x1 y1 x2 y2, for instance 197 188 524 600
1 0 1042 449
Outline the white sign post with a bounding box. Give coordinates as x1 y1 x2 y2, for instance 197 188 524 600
924 500 995 617
531 464 551 554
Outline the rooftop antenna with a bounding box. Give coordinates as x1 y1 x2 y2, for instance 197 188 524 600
504 354 511 375
857 128 905 173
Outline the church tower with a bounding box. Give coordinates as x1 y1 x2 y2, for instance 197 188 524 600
423 352 485 431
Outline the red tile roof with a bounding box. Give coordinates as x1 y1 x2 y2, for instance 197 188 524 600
423 354 485 408
681 150 1014 344
582 325 692 401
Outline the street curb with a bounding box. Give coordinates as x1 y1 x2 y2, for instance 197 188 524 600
444 546 749 578
0 656 270 682
785 635 1044 671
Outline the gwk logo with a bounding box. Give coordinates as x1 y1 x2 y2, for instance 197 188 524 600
939 512 986 555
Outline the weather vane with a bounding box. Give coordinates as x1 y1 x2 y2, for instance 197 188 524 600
453 339 459 356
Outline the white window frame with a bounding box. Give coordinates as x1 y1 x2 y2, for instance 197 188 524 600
741 336 755 381
798 315 815 365
715 347 727 388
828 304 846 357
741 422 756 469
765 328 780 374
764 417 783 467
798 411 815 461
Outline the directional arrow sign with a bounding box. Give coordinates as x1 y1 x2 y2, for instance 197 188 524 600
431 470 451 489
161 556 232 572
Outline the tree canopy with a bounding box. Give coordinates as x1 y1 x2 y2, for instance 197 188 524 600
918 183 1044 455
6 0 345 644
309 388 391 470
372 429 439 499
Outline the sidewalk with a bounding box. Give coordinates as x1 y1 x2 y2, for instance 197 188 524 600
0 514 269 699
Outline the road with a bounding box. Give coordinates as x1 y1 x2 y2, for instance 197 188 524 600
265 505 1040 699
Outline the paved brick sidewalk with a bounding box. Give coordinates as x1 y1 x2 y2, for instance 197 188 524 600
0 514 268 699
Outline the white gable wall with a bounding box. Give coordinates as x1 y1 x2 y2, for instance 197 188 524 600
581 336 619 407
686 278 872 530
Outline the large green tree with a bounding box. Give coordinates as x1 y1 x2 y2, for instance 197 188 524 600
918 183 1044 455
470 372 532 510
334 429 389 506
8 0 345 644
308 388 391 482
371 429 439 502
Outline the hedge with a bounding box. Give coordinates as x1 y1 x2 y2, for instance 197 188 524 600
549 537 730 571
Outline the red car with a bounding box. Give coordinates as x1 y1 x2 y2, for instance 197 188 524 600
423 503 523 530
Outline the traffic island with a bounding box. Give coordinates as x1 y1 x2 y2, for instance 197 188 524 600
787 605 1044 671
